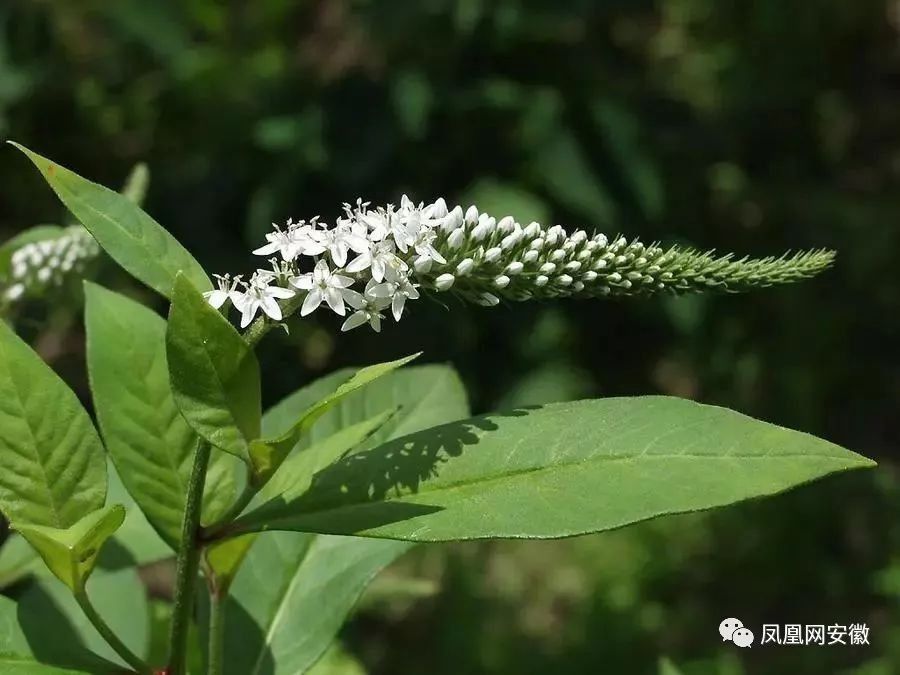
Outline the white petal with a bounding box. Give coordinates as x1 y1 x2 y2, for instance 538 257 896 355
371 258 385 282
345 253 371 273
330 274 354 289
240 301 259 328
290 274 314 290
344 289 366 310
330 243 348 267
300 289 322 316
368 282 394 298
252 242 280 256
324 287 346 315
204 290 229 309
260 296 283 321
341 311 368 332
370 314 382 332
392 294 405 322
268 285 296 299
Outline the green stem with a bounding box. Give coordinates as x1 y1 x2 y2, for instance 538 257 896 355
74 587 151 674
167 440 212 675
206 583 226 675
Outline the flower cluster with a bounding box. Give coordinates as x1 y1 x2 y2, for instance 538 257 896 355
2 226 100 305
210 196 835 332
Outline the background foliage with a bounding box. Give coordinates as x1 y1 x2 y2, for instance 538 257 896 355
0 1 897 673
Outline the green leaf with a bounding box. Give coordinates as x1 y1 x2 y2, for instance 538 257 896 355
262 364 468 449
0 596 89 674
236 397 875 541
167 273 261 460
86 283 235 548
211 363 470 673
259 410 396 506
15 505 125 593
0 462 173 590
0 320 107 528
15 568 149 672
8 142 209 298
248 354 420 485
218 533 409 675
307 642 366 675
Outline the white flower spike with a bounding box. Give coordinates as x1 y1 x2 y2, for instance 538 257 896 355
204 195 835 333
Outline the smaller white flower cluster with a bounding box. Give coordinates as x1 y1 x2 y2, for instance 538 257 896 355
208 196 448 332
2 227 100 304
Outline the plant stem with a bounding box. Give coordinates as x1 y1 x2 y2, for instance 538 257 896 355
167 440 212 675
74 587 151 674
206 583 226 675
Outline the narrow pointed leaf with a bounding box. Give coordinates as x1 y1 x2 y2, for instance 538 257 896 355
86 283 234 548
257 410 396 505
236 397 875 541
0 321 106 528
215 364 470 673
248 354 420 485
167 273 261 460
9 142 209 298
15 505 125 592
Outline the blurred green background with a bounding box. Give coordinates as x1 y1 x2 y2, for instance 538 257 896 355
1 1 898 673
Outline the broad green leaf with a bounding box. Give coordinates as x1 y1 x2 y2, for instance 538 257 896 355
15 505 124 593
237 397 875 541
0 535 46 589
248 354 419 486
0 596 89 674
213 363 470 673
307 642 366 675
86 283 235 548
9 142 210 298
15 568 149 672
0 320 106 528
218 533 409 675
0 462 173 590
167 273 261 460
206 412 398 590
104 460 172 567
261 364 469 451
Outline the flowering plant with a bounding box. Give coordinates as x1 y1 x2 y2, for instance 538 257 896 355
0 143 873 675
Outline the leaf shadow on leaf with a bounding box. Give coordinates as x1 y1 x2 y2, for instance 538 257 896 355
15 583 122 673
201 590 273 675
248 407 538 533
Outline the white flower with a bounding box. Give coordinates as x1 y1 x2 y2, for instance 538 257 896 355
290 259 355 316
232 274 296 328
345 239 406 282
411 226 447 264
369 274 420 321
321 219 369 267
203 274 241 310
341 280 391 332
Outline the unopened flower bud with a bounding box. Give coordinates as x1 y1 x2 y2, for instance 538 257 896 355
434 273 455 291
478 292 500 306
535 275 549 287
465 205 479 225
456 258 475 275
484 247 502 263
447 228 466 249
505 262 524 275
494 275 510 288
